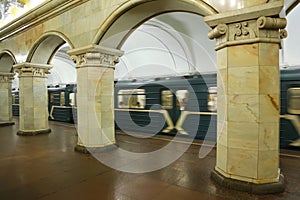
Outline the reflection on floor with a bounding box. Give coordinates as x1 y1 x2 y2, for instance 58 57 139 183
0 118 300 200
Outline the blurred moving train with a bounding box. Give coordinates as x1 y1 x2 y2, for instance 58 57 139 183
12 68 300 148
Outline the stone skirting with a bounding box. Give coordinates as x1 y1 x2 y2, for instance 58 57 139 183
74 144 118 154
0 121 15 127
211 169 285 194
17 129 51 136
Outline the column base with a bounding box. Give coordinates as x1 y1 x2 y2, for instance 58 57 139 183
211 169 285 194
17 129 51 136
74 144 118 154
0 121 15 127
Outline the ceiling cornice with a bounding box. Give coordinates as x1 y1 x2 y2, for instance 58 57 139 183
0 0 89 41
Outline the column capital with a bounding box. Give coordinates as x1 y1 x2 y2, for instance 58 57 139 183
0 72 15 83
204 1 287 50
67 44 124 69
13 62 52 78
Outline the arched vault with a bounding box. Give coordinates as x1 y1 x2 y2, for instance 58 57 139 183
26 31 74 64
93 0 217 49
0 50 17 73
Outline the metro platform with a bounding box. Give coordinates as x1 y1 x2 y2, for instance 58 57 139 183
0 118 300 200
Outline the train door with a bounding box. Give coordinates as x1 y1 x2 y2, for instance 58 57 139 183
48 91 55 114
161 89 189 126
161 90 176 124
174 90 189 123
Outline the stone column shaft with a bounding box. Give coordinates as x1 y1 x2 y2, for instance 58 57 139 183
13 63 52 135
0 73 15 125
68 45 123 152
205 1 286 194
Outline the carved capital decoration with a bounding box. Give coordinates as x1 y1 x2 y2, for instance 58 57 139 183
208 24 228 40
257 16 287 29
13 63 52 78
207 16 287 50
0 73 14 83
71 52 120 69
68 45 124 69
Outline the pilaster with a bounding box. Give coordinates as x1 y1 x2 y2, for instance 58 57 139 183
205 1 286 194
13 63 52 136
68 44 123 153
0 72 15 126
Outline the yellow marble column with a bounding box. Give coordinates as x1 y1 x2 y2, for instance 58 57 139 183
205 1 286 194
68 45 123 153
0 73 15 126
13 63 52 135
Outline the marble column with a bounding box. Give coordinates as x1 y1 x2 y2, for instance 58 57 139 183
13 63 52 136
0 73 15 126
205 2 287 194
68 45 123 153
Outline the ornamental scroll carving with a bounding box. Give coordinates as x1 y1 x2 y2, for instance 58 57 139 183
71 52 120 68
208 24 227 40
232 22 256 41
0 73 14 83
14 66 51 78
208 16 287 50
70 54 86 66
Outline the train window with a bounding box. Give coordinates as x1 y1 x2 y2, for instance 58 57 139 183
118 89 146 109
161 90 173 109
288 88 300 114
69 93 76 106
176 90 189 110
208 87 217 111
60 92 65 106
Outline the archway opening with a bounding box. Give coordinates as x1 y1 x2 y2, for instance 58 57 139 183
12 33 76 124
94 0 218 158
91 0 218 172
0 50 17 73
114 12 216 80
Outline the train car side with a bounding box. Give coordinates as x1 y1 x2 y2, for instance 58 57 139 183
48 84 76 123
12 90 19 116
280 69 300 147
114 74 217 140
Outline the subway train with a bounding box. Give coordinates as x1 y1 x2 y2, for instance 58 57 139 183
115 68 300 149
11 68 300 148
47 84 77 123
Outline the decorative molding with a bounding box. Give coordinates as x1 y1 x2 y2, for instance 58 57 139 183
13 63 52 78
207 16 287 51
0 73 14 83
257 16 287 29
204 1 283 27
208 24 227 40
280 29 288 39
0 0 89 41
70 54 86 66
68 44 124 69
71 53 120 69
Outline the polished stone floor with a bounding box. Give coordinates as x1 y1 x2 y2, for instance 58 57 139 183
0 118 300 200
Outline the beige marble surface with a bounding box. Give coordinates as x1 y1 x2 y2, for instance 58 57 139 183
210 3 284 183
0 79 13 122
19 76 49 131
14 64 51 132
72 46 123 148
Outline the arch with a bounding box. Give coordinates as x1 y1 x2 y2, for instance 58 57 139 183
93 0 217 48
26 31 75 64
286 0 299 15
0 50 17 73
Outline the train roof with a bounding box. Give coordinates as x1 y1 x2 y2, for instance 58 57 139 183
280 67 300 80
115 73 217 87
